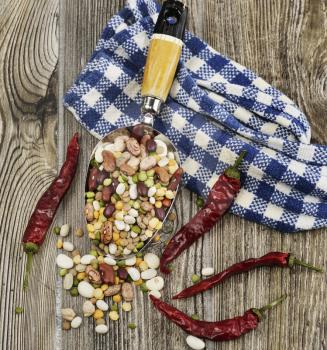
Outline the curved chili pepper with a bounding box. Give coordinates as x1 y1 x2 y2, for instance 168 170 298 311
167 167 183 191
173 252 323 299
22 133 80 289
160 151 246 274
150 294 286 342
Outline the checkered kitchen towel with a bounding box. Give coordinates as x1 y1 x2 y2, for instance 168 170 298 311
64 0 327 233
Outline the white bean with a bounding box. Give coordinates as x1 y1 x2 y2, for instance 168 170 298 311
109 243 117 255
95 324 109 334
80 254 97 265
63 241 74 252
127 267 141 281
63 273 74 290
60 224 70 237
56 254 74 269
154 140 167 157
146 276 164 291
125 223 131 232
94 144 104 163
123 248 132 255
201 267 214 277
115 220 126 231
93 200 101 211
96 300 109 312
71 316 83 329
116 183 126 195
141 269 157 280
158 157 169 167
129 184 138 200
128 208 139 217
147 186 157 197
78 281 95 298
186 335 205 350
168 152 175 160
148 290 161 299
125 256 137 266
144 253 160 269
124 215 136 225
83 300 95 317
104 255 117 266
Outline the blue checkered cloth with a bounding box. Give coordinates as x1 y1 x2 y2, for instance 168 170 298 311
64 0 327 233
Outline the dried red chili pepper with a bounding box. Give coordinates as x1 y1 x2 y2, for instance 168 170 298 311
173 252 323 299
150 294 286 342
167 167 183 191
160 151 246 274
22 133 80 289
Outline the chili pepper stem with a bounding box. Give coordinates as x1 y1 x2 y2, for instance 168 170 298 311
23 243 39 290
224 151 247 179
252 294 287 321
288 254 324 273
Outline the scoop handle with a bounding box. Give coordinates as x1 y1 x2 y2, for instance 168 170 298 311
141 0 188 115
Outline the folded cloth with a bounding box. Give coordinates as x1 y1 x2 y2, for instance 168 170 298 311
64 0 327 233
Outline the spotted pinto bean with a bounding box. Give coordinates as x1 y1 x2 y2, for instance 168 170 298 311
101 221 113 244
155 167 170 183
126 138 141 156
102 150 116 172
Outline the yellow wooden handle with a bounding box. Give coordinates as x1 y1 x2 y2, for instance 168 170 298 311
141 34 183 103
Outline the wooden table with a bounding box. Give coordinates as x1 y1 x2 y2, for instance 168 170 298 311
1 0 326 349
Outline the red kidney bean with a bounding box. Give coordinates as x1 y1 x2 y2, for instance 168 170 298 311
104 204 115 218
102 185 114 202
146 139 157 152
96 170 110 186
131 125 145 141
117 268 128 280
137 182 148 196
155 207 166 221
88 168 99 191
112 179 119 191
99 263 115 285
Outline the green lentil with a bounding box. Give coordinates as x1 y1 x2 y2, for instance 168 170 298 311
191 314 200 320
95 231 101 241
117 260 126 267
113 193 120 201
131 225 141 234
146 169 155 177
128 323 137 330
111 303 118 312
59 268 68 277
140 283 148 293
97 185 104 192
91 260 99 270
73 277 79 287
15 306 24 314
196 197 205 208
85 191 95 198
53 226 61 235
136 242 144 250
70 287 79 297
92 239 100 246
133 201 140 210
103 178 112 186
132 174 139 183
144 178 154 188
138 172 147 182
191 274 201 283
90 159 99 168
87 198 93 203
90 250 98 257
136 252 143 258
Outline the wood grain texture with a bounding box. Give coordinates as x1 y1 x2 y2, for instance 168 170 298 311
0 0 326 349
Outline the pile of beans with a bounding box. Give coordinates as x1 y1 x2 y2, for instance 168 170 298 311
84 125 182 257
55 223 168 334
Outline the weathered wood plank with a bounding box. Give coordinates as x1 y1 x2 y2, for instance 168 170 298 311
0 0 59 350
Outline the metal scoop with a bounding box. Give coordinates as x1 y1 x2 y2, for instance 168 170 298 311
85 0 188 259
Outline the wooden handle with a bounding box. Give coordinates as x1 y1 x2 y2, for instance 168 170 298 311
141 33 183 103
